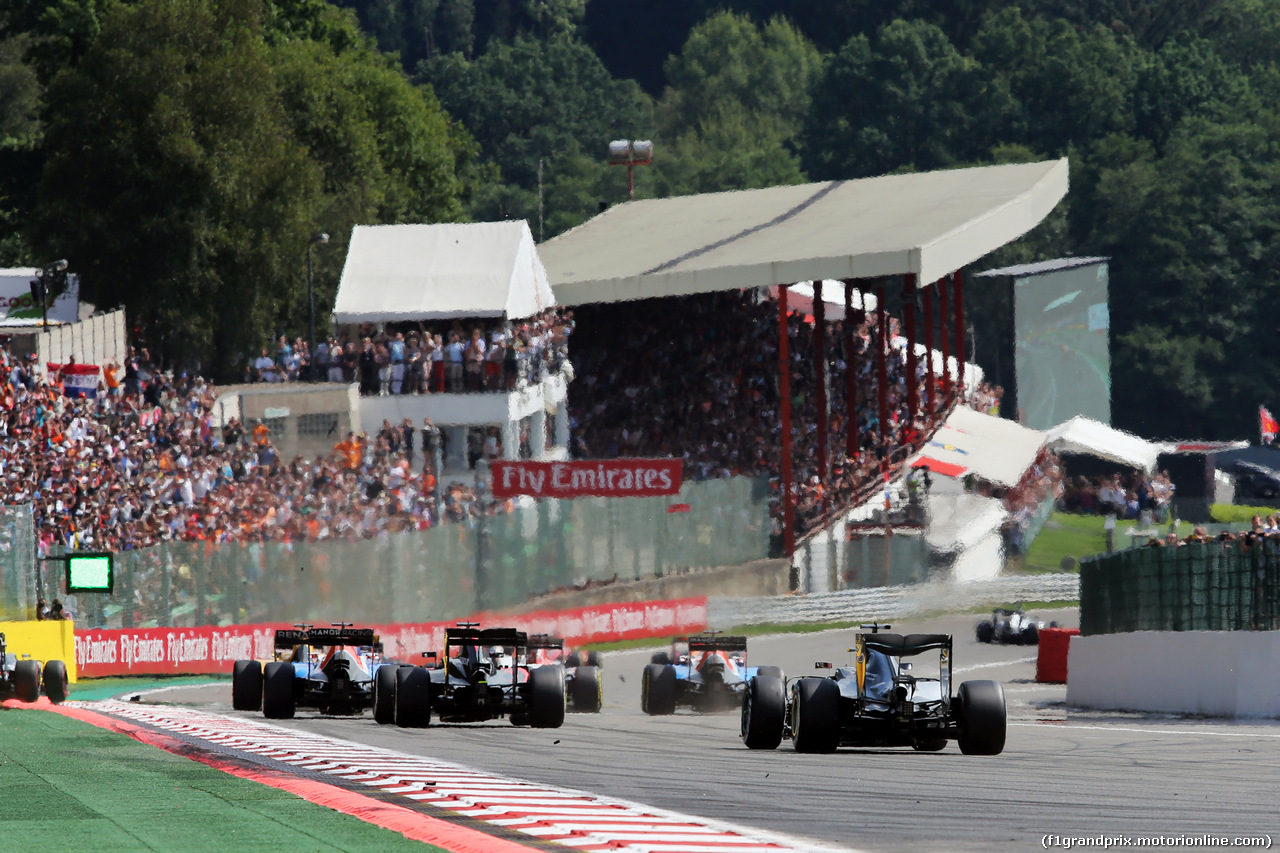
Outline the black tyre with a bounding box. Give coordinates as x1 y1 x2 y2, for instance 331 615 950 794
791 678 840 754
975 621 995 643
571 665 603 713
13 659 41 702
566 652 582 668
650 651 671 666
231 660 262 711
394 666 432 728
262 661 295 719
41 660 69 704
957 680 1007 755
640 663 676 715
529 664 567 728
586 651 602 668
1022 624 1040 646
373 665 398 725
741 675 785 750
756 665 784 681
1049 620 1060 629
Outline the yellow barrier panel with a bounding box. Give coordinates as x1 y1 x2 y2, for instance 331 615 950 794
0 620 77 683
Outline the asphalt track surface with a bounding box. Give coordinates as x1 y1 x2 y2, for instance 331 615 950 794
132 610 1280 853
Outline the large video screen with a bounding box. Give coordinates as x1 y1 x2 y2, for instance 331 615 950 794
1014 261 1111 429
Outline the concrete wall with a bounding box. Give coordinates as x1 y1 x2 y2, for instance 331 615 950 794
1067 631 1280 718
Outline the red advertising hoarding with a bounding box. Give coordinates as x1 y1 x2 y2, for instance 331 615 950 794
72 597 709 678
490 459 683 499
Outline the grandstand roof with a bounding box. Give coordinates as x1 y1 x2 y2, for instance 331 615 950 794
974 256 1108 278
333 221 555 323
541 159 1069 306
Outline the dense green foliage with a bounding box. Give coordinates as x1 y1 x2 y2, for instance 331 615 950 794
2 0 1279 442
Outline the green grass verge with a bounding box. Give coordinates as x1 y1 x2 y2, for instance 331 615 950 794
0 708 444 853
1210 504 1276 524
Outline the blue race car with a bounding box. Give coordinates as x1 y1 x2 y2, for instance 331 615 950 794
641 632 782 714
740 624 1006 754
232 623 391 719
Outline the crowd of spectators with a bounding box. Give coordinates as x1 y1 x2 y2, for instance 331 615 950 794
567 289 950 541
245 311 573 396
1058 470 1177 522
1149 517 1280 550
967 381 1004 417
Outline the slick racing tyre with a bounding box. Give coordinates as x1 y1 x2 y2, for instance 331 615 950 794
262 662 295 720
957 680 1007 755
585 651 602 668
791 677 840 754
41 660 69 704
566 652 582 668
741 675 785 750
373 665 399 725
529 664 567 728
394 666 432 728
755 666 784 681
975 621 995 644
650 652 671 666
571 665 603 713
640 663 676 715
13 659 41 703
232 660 262 711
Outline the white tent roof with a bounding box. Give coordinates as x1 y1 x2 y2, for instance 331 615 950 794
768 281 877 315
1046 415 1162 473
541 159 1069 306
333 221 555 323
910 405 1048 488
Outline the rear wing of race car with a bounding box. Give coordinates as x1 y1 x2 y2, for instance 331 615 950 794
445 627 528 651
860 633 951 658
689 634 748 653
526 634 565 650
275 627 376 648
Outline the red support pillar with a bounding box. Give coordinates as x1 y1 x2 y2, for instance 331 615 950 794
813 280 828 518
903 275 917 427
779 286 795 561
953 269 966 401
876 282 889 452
922 284 935 422
938 277 951 405
844 279 858 458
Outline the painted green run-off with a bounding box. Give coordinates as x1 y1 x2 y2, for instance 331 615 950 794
0 709 444 853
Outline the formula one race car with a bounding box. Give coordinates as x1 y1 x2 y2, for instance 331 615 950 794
0 632 69 703
526 633 602 713
975 606 1058 645
741 624 1006 754
641 632 782 714
232 623 390 719
379 624 566 729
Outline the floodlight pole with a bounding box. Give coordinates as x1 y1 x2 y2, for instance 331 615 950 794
903 274 918 426
922 285 935 422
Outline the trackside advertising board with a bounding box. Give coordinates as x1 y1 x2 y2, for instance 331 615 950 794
72 597 708 677
0 268 79 323
490 459 683 499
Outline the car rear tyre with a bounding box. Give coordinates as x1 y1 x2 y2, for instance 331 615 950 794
1022 624 1040 646
572 665 602 713
41 660 69 704
586 651 602 668
640 663 676 715
650 652 671 666
373 665 398 724
741 675 785 750
792 678 840 753
957 680 1006 755
262 661 295 719
394 666 432 728
566 652 582 668
232 660 262 711
975 621 995 643
755 665 784 681
13 660 40 702
529 664 566 728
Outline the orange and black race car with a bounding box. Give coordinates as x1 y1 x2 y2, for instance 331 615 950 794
640 631 782 714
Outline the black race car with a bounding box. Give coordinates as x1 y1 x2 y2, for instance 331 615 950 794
232 624 392 718
379 624 566 729
975 606 1058 645
526 634 602 713
741 624 1006 754
0 631 68 704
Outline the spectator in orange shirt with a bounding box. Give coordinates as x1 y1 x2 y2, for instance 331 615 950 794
252 419 270 446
